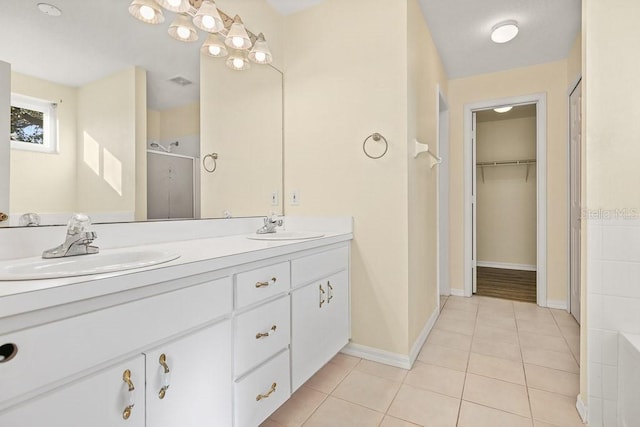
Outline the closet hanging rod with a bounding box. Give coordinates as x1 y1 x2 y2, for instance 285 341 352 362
476 159 536 167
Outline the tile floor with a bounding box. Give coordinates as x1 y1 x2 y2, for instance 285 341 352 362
261 295 584 427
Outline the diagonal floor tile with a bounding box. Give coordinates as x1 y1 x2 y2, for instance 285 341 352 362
388 384 460 427
303 396 384 427
467 352 525 384
404 361 466 398
462 373 531 418
331 370 401 413
458 401 533 427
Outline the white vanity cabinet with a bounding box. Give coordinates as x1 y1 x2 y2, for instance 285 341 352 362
291 247 350 391
0 355 147 427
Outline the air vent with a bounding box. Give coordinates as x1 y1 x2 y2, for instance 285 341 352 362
168 76 193 86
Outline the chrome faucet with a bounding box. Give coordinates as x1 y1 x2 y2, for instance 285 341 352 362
42 214 99 259
256 214 283 234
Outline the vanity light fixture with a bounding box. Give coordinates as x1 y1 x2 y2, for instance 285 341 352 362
491 20 519 44
494 106 513 113
226 50 251 71
155 0 190 13
168 13 198 42
193 0 224 33
128 0 272 71
249 33 273 65
129 0 165 24
225 16 252 50
202 34 228 58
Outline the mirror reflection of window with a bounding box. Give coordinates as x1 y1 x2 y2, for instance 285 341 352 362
10 93 57 154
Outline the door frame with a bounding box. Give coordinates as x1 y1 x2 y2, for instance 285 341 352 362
436 84 450 299
464 93 548 305
567 76 582 318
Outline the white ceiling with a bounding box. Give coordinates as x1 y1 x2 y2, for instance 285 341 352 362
0 0 581 110
418 0 582 79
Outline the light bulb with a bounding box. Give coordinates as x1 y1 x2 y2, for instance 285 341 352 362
167 0 181 6
233 58 244 69
494 106 513 113
177 26 191 40
254 51 266 63
201 15 215 29
232 36 244 48
208 45 221 55
139 5 156 20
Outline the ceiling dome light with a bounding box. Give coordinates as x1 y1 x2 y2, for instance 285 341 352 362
201 34 228 58
494 106 513 113
225 15 252 50
249 33 273 65
128 0 165 24
37 3 62 17
491 20 519 44
168 13 198 42
155 0 190 13
193 0 224 33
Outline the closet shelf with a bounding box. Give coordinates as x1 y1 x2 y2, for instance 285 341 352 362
476 159 536 183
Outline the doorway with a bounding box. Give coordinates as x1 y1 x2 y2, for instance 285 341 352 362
569 79 582 323
475 104 537 302
464 93 547 305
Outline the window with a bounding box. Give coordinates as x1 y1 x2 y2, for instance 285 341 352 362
10 93 58 153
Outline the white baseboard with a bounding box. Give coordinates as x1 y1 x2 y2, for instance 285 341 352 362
450 288 466 297
342 306 440 370
477 261 537 271
341 343 412 370
547 300 568 310
576 394 588 423
408 306 439 366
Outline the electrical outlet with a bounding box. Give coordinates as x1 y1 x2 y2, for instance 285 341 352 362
271 191 279 206
290 190 300 206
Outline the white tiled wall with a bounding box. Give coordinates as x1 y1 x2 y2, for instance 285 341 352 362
587 218 640 427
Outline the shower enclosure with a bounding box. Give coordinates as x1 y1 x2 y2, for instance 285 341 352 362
147 150 196 220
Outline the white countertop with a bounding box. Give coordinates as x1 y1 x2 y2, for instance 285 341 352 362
0 231 352 319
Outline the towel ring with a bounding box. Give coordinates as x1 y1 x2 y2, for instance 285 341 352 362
363 133 388 159
203 153 218 173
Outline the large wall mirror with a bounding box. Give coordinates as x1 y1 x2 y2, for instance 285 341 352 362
0 0 284 227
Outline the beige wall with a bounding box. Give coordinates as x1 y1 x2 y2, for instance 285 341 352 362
476 115 537 267
200 0 283 219
285 0 413 355
76 67 138 216
448 60 569 303
0 62 9 221
10 72 78 215
134 68 147 221
157 102 199 141
407 0 448 349
568 33 582 88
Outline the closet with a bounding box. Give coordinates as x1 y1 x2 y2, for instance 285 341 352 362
475 104 537 302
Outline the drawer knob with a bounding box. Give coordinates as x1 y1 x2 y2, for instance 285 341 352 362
122 369 136 420
256 382 277 401
256 325 277 339
158 353 171 399
256 277 277 288
0 343 18 363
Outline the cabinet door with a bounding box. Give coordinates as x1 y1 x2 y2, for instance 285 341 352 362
0 356 145 427
291 270 350 391
144 320 232 427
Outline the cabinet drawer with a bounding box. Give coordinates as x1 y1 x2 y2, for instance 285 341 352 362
236 262 290 308
291 246 348 287
235 296 290 376
235 350 290 427
0 277 232 405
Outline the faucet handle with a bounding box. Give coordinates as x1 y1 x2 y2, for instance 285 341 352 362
67 213 92 235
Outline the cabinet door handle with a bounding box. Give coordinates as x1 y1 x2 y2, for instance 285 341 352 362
0 343 18 363
256 382 277 401
158 353 171 399
256 325 277 339
0 212 7 223
327 282 334 304
122 369 136 420
319 284 326 308
256 277 277 288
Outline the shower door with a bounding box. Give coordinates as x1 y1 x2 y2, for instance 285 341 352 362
147 151 195 220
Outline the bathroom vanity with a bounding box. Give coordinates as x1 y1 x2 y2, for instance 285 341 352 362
0 217 352 427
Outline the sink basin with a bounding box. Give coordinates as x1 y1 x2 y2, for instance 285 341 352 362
0 250 180 281
247 231 325 241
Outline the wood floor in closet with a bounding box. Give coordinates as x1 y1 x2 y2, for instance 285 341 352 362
476 267 536 303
